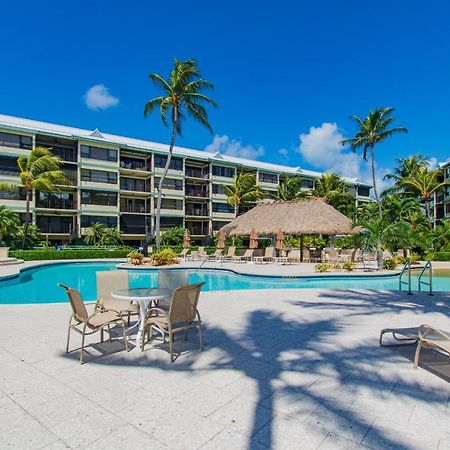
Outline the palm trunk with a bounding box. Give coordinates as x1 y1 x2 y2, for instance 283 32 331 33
22 190 31 249
424 198 432 228
370 144 383 270
155 110 178 251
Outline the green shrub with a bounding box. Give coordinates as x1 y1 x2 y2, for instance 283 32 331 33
314 263 333 272
342 261 356 271
161 227 185 246
151 248 177 266
10 247 132 261
425 252 450 261
383 258 397 270
127 250 145 265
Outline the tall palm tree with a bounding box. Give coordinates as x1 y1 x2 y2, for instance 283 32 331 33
0 206 20 245
224 173 263 216
312 173 353 213
398 167 450 221
341 107 407 217
271 177 306 201
144 59 217 250
0 147 70 248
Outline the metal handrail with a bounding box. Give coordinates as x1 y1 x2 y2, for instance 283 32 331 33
399 261 413 295
418 261 433 295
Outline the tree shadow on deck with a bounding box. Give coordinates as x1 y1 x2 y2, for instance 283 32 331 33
61 291 450 449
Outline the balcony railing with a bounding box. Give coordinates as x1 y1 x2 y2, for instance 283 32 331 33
36 199 76 210
186 225 208 235
120 160 148 171
185 188 209 198
37 223 74 234
185 207 209 216
120 204 149 213
0 168 19 177
185 168 209 179
51 147 77 162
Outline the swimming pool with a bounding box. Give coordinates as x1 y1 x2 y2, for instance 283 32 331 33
0 262 447 304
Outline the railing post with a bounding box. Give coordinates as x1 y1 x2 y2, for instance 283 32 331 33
429 262 433 296
407 262 412 295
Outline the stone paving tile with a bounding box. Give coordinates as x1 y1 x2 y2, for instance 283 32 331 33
86 423 167 449
49 405 126 448
362 417 441 450
318 432 371 449
208 396 273 436
253 412 329 449
439 438 450 450
199 427 270 449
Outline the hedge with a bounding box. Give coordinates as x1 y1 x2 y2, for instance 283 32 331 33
10 248 133 261
425 252 450 262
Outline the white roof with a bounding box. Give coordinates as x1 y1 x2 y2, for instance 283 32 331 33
0 113 369 186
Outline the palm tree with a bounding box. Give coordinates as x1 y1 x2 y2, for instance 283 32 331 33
398 167 450 221
312 173 353 213
224 173 263 216
341 107 407 217
144 59 217 250
0 206 20 245
431 220 450 251
271 177 306 201
0 147 70 248
83 222 122 247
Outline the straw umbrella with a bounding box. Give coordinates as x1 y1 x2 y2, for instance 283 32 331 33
275 228 285 254
183 229 191 249
249 228 258 249
216 229 226 249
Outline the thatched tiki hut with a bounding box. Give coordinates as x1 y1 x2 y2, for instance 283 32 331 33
219 198 362 261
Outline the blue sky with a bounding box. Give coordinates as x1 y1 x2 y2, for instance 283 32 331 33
1 0 450 188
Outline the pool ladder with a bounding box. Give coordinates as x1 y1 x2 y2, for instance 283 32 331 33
398 261 433 295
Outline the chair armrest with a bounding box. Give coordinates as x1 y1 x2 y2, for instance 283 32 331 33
87 308 121 322
145 307 169 320
418 324 450 341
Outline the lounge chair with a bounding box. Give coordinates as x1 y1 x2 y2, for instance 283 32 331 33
141 283 205 362
177 248 190 260
301 248 310 263
207 249 223 261
233 249 255 263
379 327 419 346
323 248 339 264
96 271 140 325
254 247 275 264
59 284 128 364
190 246 207 261
414 325 450 368
287 249 301 264
223 246 236 261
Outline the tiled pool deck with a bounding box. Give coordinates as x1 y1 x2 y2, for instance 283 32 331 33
0 287 449 449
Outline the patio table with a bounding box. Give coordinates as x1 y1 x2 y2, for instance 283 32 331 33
111 288 172 347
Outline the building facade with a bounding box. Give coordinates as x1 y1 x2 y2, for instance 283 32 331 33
0 114 371 244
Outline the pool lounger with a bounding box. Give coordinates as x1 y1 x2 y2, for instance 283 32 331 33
379 327 419 346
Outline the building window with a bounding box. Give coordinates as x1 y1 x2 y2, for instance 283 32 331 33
212 184 228 195
160 217 183 229
36 215 74 233
0 187 27 201
446 204 450 215
81 190 117 206
81 215 117 228
120 214 148 234
212 202 234 213
80 145 117 162
161 199 183 210
36 191 75 209
154 177 183 191
259 172 278 183
49 146 76 162
154 155 183 171
81 169 117 184
0 132 32 150
120 177 146 192
357 186 370 197
0 155 19 175
212 165 235 178
120 157 147 170
301 179 314 189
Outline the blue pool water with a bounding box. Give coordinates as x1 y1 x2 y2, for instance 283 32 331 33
0 262 447 304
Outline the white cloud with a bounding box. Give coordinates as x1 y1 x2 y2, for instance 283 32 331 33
278 148 289 156
298 122 391 194
205 135 264 160
428 157 438 169
84 84 119 111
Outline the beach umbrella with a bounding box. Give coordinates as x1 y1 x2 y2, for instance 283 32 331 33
276 228 285 250
249 228 258 249
217 229 226 249
183 229 191 248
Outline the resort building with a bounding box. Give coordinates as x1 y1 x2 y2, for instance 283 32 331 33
435 160 450 222
0 114 371 244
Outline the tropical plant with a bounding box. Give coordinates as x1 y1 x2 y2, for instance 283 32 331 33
384 154 429 194
144 59 217 250
83 223 122 246
431 221 450 251
272 177 306 201
160 226 185 246
0 206 20 245
151 248 177 266
312 173 353 213
341 107 407 216
224 173 263 216
0 147 70 248
397 167 450 220
10 224 41 250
